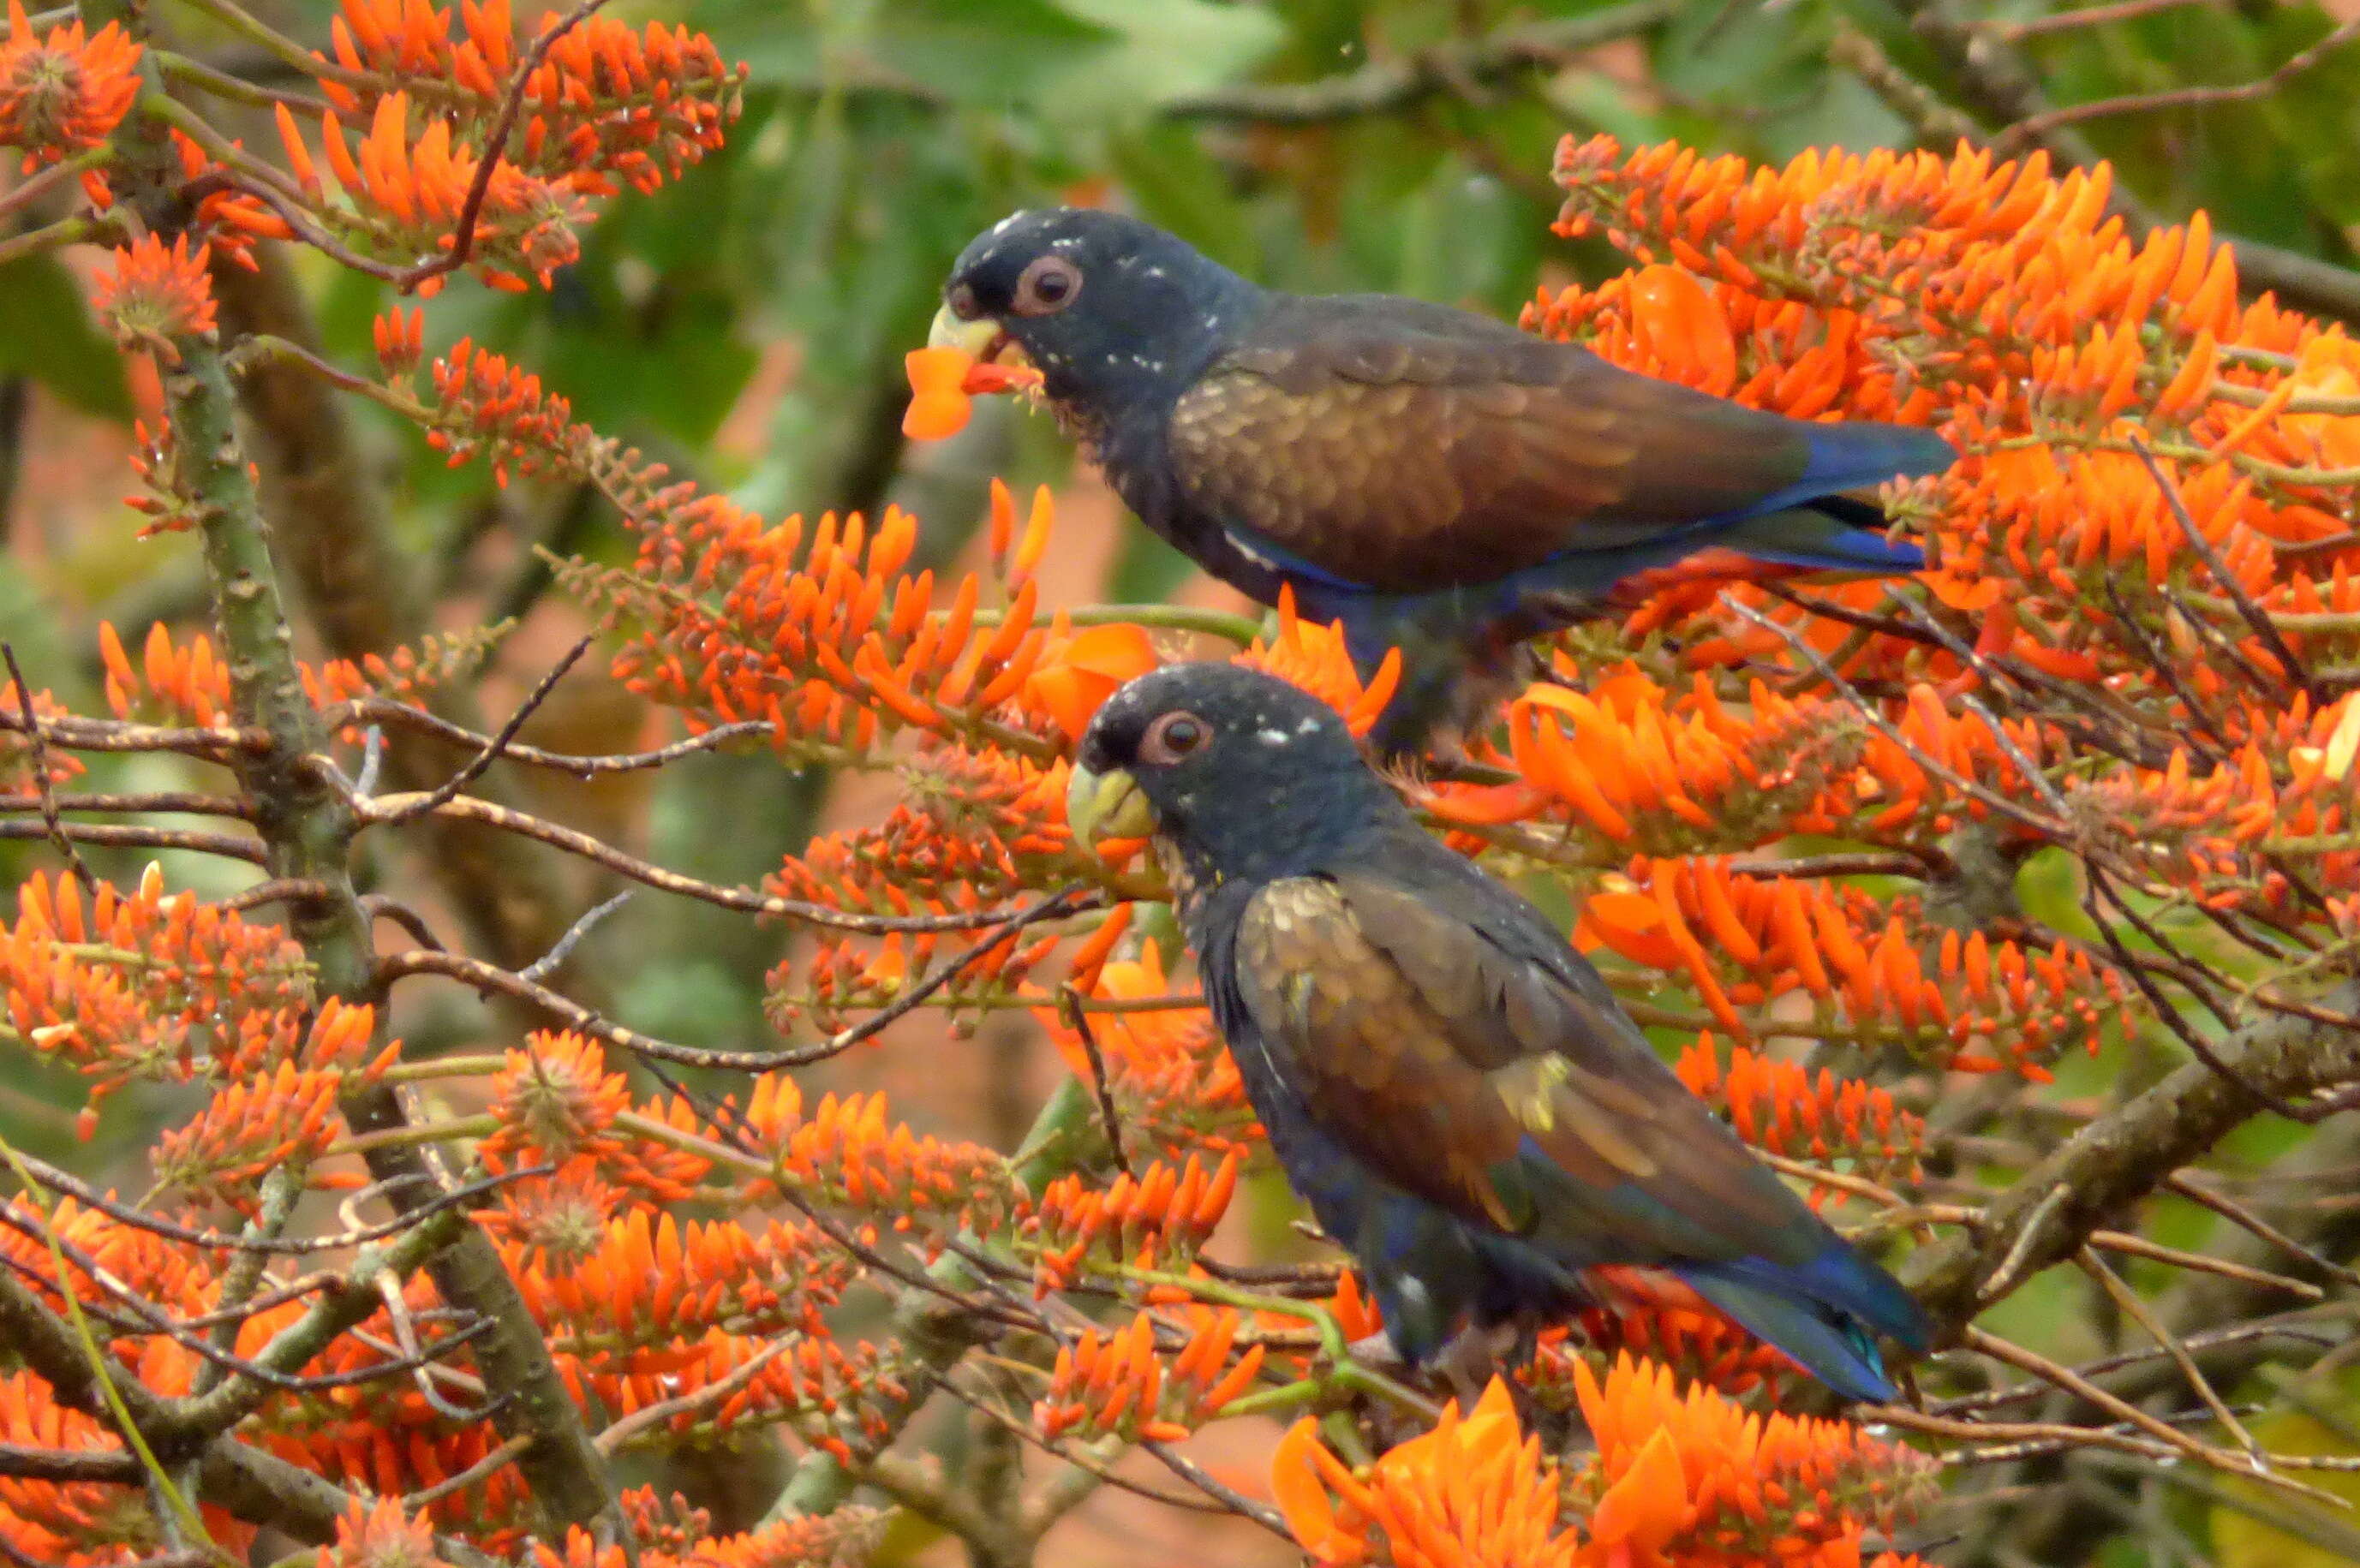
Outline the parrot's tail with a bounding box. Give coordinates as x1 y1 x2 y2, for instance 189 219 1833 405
1717 497 1926 576
1675 1246 1930 1405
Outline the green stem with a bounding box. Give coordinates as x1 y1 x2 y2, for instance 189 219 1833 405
0 212 121 265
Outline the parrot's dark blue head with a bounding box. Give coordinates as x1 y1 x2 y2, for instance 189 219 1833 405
933 209 1264 426
1067 664 1389 887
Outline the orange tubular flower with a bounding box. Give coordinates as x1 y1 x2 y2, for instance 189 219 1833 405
1043 942 1254 1160
901 345 1046 440
1025 622 1160 741
321 1497 448 1568
735 1072 1018 1240
1567 1354 1936 1568
0 0 140 169
1023 1148 1240 1293
1035 1306 1265 1446
90 235 217 361
1237 588 1401 740
1480 666 1861 854
1272 1378 1581 1568
499 1208 851 1352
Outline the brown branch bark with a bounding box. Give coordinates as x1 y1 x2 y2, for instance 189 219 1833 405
1903 983 2360 1344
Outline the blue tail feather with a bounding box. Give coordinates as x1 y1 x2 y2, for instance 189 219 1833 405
1678 1266 1900 1404
1798 423 1959 492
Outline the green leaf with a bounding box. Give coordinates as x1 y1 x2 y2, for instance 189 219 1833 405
1039 0 1287 117
0 253 129 421
707 0 1120 102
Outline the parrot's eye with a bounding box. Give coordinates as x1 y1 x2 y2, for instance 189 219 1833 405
1013 255 1081 317
1140 711 1209 765
946 282 980 320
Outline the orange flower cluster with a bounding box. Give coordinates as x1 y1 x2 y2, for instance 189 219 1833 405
735 1071 1017 1239
1024 1148 1239 1292
0 0 139 170
150 1058 346 1208
1237 589 1403 740
269 0 742 289
1675 1036 1922 1186
766 753 1080 955
1043 944 1254 1160
1544 134 2357 702
1565 1354 1935 1568
93 618 488 726
1452 667 1859 853
579 475 1062 756
321 1497 445 1568
1276 1358 1933 1568
1034 1307 1264 1446
1580 856 2131 1075
478 1029 708 1201
0 1371 256 1566
306 92 590 289
1544 1304 1795 1404
532 1511 881 1568
499 1209 850 1350
0 869 399 1132
316 0 742 191
90 235 216 361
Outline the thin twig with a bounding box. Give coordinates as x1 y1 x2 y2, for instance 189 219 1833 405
1991 0 2213 40
1963 1327 2337 1502
360 790 1107 933
3 644 94 886
518 891 630 983
334 699 774 777
2076 1248 2261 1459
1059 983 1132 1177
5 1158 550 1254
2165 1172 2360 1288
2133 439 2316 699
2001 17 2360 146
593 1342 789 1455
379 635 593 825
0 821 266 862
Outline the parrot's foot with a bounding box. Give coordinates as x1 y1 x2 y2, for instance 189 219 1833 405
1430 1320 1524 1412
1343 1329 1411 1378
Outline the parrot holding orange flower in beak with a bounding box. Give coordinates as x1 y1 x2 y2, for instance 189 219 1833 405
929 209 1954 754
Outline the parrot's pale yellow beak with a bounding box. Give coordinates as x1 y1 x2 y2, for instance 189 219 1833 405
929 304 1007 361
1066 764 1157 847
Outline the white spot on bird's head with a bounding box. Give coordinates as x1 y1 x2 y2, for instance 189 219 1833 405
1257 728 1291 746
